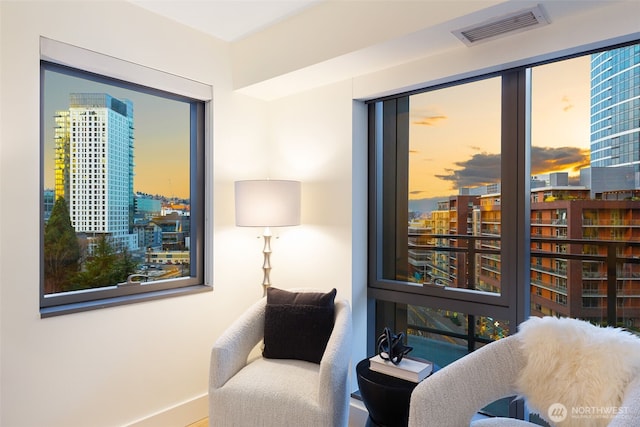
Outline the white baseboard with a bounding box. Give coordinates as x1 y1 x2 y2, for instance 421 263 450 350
349 397 369 427
127 394 366 427
127 393 208 427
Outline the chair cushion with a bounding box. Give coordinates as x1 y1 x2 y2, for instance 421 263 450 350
263 287 336 364
212 357 326 425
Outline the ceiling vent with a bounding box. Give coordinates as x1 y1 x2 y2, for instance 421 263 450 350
452 5 550 46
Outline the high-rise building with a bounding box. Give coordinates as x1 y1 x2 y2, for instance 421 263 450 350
54 110 70 201
407 44 640 328
470 174 640 326
590 44 640 182
54 93 137 251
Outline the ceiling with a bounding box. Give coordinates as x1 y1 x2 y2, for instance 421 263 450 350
131 0 324 42
128 1 630 100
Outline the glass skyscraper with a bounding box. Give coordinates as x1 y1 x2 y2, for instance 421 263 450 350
590 44 640 179
54 93 137 251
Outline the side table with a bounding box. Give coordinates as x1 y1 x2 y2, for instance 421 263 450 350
356 358 438 427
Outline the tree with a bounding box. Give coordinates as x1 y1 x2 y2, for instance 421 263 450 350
72 236 138 290
113 247 138 282
73 235 119 290
43 197 80 293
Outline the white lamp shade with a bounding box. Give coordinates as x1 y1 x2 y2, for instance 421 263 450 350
235 180 301 227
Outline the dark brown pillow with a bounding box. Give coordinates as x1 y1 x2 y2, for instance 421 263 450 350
263 287 336 364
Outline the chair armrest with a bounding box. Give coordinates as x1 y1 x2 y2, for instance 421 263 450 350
609 376 640 427
318 299 352 421
210 297 266 389
409 335 524 427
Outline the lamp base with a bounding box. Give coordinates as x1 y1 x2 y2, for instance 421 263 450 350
261 227 272 296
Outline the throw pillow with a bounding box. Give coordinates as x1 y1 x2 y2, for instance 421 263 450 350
263 287 336 364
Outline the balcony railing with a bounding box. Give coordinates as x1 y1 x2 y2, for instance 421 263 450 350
583 219 640 227
530 219 568 226
408 232 640 326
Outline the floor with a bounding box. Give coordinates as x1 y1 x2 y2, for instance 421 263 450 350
186 418 208 427
186 399 368 427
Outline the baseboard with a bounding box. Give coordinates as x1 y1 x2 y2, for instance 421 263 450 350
127 393 208 427
127 393 365 427
349 396 369 427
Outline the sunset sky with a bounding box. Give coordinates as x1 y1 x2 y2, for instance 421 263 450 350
44 53 591 204
43 67 191 199
408 54 591 200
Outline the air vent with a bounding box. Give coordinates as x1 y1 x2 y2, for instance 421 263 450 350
452 5 550 46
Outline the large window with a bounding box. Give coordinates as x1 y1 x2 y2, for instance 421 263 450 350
40 38 210 316
530 44 640 330
369 40 640 420
368 77 526 424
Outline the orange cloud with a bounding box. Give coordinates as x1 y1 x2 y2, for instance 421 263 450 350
561 95 574 112
531 146 590 175
413 115 447 126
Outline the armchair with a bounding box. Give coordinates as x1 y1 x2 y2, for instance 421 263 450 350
209 288 352 427
409 316 640 427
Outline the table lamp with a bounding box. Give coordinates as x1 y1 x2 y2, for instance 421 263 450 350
235 179 301 295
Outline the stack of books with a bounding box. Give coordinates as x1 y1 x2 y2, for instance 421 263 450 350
369 355 433 383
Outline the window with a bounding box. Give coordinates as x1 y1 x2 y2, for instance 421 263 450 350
530 43 640 328
368 73 527 422
369 39 640 420
40 38 210 316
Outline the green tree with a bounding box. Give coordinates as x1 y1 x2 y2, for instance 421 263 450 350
113 247 138 282
73 236 138 290
44 197 80 293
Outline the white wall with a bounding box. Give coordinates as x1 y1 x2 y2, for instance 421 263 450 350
266 81 368 386
1 1 361 425
0 2 275 426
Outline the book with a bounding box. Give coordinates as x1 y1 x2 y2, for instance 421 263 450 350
369 355 433 383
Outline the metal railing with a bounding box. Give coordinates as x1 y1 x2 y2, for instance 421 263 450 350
408 232 640 327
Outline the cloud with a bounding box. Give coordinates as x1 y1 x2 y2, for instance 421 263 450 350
561 95 574 112
413 114 447 126
435 151 500 188
434 146 590 190
410 149 435 162
531 146 589 174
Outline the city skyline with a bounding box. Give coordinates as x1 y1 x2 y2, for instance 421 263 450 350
43 67 191 199
408 54 590 201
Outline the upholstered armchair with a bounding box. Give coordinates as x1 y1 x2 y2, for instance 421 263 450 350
209 288 352 427
409 316 640 427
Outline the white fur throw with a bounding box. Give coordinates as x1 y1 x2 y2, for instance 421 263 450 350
515 316 640 427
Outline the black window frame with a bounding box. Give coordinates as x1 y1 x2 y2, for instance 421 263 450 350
367 70 530 327
367 38 640 420
39 38 211 317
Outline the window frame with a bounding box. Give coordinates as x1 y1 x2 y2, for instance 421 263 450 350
39 38 212 317
367 70 530 326
366 39 640 421
368 38 640 324
367 38 640 383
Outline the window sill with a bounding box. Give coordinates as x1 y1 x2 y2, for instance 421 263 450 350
40 284 211 318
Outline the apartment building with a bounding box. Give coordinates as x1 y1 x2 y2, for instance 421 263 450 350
529 186 640 327
55 93 137 251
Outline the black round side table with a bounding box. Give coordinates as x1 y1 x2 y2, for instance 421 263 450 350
356 358 437 427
